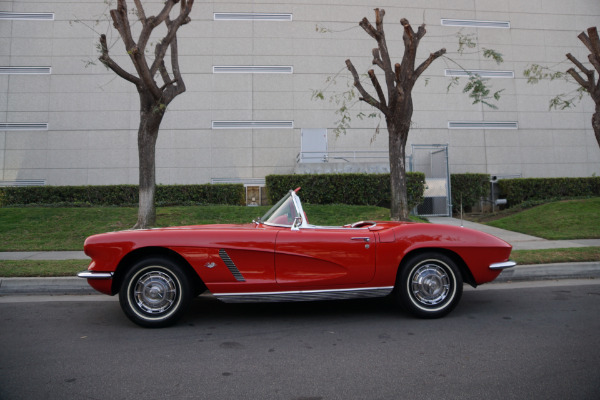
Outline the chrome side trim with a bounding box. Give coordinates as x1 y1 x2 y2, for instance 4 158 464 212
489 261 517 270
219 249 246 282
77 271 114 280
214 286 394 303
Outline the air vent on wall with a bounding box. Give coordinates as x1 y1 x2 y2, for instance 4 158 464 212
0 12 54 20
0 67 52 74
0 123 49 131
441 19 510 28
445 69 514 78
212 121 294 129
448 121 518 130
214 13 292 21
213 66 293 74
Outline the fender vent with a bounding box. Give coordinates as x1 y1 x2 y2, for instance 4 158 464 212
219 249 246 282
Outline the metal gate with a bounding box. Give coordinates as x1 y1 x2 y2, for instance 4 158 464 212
410 144 451 216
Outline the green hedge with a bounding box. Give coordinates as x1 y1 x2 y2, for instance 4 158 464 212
0 184 245 207
265 173 426 210
498 177 600 206
451 173 490 213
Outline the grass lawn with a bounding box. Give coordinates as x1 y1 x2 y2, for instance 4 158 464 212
0 204 392 251
484 198 600 240
0 260 88 277
511 247 600 265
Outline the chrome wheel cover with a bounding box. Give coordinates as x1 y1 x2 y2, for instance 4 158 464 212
133 270 178 314
410 263 451 306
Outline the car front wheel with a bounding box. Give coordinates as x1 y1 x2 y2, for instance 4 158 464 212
119 257 192 328
397 252 463 318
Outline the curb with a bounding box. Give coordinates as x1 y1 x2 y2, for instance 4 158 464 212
0 277 96 295
1 262 599 296
493 262 600 283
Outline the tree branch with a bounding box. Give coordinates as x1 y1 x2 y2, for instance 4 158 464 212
345 59 384 113
169 28 186 97
368 69 387 110
150 0 194 76
371 48 385 70
579 27 600 58
98 34 141 86
414 48 447 80
133 0 147 25
359 16 379 41
566 67 590 89
399 18 420 83
567 53 592 77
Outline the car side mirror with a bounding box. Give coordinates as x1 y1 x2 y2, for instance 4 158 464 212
291 216 302 231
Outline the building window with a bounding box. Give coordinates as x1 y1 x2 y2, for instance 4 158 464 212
214 13 292 21
444 69 514 78
0 123 49 131
213 66 293 74
441 19 510 29
212 121 294 129
448 121 518 130
0 12 54 20
0 67 52 74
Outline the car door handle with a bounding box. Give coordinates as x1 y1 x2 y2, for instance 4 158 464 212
351 237 370 242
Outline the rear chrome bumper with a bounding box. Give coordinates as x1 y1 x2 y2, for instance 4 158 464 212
77 271 114 279
489 261 517 270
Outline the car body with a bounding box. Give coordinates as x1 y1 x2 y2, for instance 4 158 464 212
79 188 516 327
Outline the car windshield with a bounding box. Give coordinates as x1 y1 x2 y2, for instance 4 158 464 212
259 191 299 227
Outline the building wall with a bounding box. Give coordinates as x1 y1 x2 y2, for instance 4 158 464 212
1 0 599 186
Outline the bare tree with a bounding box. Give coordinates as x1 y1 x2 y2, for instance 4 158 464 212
345 9 446 221
524 26 600 149
566 27 600 147
99 0 194 229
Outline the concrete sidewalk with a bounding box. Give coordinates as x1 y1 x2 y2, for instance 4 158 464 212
428 217 600 250
0 251 90 261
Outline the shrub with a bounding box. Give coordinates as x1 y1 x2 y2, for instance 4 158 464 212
265 173 426 210
0 184 245 207
451 173 490 213
498 177 600 206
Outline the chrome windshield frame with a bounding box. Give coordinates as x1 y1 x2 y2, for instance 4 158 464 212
260 190 308 229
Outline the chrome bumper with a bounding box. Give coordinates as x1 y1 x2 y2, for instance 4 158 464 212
77 271 114 279
489 261 517 270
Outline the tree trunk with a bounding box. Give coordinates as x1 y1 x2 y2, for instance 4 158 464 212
133 97 164 229
388 126 409 221
593 103 600 149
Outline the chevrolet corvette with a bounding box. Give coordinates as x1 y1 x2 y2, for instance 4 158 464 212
78 188 515 327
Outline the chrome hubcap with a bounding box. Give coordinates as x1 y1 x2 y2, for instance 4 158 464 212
133 270 177 314
411 263 451 306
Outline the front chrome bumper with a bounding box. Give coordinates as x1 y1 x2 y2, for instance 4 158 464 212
77 271 114 279
489 261 517 270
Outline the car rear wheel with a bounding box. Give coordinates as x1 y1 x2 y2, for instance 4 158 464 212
396 252 463 318
119 257 192 328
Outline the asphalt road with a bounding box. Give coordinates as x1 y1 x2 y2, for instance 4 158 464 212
1 280 599 400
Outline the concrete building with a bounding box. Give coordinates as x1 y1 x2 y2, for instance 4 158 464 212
1 1 600 192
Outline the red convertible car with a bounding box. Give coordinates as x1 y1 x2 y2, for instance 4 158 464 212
79 188 515 327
